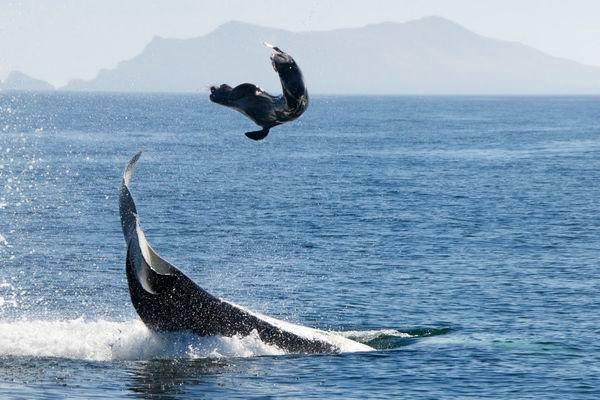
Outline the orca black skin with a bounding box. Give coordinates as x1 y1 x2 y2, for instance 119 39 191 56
209 44 309 141
119 153 368 354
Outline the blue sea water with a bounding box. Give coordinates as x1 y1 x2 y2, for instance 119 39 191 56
0 93 599 399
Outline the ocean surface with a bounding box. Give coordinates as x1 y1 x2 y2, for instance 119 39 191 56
0 93 599 399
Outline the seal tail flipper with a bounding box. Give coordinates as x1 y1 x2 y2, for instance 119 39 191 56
263 41 281 51
245 128 270 141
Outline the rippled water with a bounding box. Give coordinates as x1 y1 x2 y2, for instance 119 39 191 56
1 93 599 398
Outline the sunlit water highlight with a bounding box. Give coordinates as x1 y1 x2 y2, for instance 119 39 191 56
1 93 599 398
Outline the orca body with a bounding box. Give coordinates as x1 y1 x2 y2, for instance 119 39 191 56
119 153 370 354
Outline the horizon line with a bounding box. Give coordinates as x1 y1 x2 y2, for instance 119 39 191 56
2 89 600 97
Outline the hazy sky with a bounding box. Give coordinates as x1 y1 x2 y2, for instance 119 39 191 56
1 0 599 86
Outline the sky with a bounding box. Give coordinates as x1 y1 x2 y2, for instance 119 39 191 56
1 0 599 86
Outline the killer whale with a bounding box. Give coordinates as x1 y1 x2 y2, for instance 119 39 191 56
119 152 371 354
209 43 309 141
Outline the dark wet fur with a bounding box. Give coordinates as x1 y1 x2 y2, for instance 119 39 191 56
209 47 309 140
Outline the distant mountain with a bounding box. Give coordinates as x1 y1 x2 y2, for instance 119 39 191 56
62 17 600 95
1 71 55 91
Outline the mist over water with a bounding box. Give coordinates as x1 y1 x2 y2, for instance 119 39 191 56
1 93 599 398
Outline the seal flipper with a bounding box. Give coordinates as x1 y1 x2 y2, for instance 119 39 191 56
245 127 270 141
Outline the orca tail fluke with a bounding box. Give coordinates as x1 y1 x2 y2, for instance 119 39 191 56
123 151 142 188
245 128 270 141
119 152 179 297
119 152 142 241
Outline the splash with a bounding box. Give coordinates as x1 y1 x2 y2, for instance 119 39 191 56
340 327 452 350
0 314 452 360
0 317 383 361
0 280 18 309
0 319 287 361
340 329 413 342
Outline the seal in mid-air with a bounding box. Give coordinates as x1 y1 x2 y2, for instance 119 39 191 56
209 43 309 141
119 152 372 354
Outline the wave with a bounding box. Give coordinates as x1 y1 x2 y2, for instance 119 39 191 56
0 319 285 361
343 327 452 350
0 318 396 361
0 318 446 361
0 318 439 361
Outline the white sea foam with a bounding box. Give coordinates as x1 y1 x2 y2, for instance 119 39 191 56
0 298 18 308
0 280 18 309
0 317 374 361
0 319 286 361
